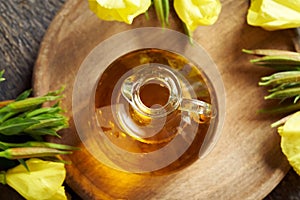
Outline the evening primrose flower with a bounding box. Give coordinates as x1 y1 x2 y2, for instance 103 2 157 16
1 158 67 200
174 0 222 31
278 112 300 175
247 0 300 30
88 0 151 24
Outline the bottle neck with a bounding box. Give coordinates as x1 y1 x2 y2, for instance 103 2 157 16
121 64 182 118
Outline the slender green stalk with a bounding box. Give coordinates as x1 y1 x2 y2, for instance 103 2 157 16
271 113 294 128
144 10 149 20
258 102 300 114
260 71 300 81
259 72 300 86
0 70 5 82
183 22 193 44
250 55 300 66
264 87 300 100
269 83 300 92
45 86 65 97
0 171 6 184
162 0 169 26
242 49 300 57
153 0 165 27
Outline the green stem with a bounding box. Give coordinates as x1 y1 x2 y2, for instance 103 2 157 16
144 11 149 20
0 70 5 82
0 171 6 184
153 0 165 27
271 114 294 128
162 0 169 26
259 73 300 86
183 22 193 44
242 49 300 57
258 102 300 114
264 87 300 100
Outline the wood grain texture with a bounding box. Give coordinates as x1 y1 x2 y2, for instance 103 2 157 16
0 0 65 100
1 0 300 199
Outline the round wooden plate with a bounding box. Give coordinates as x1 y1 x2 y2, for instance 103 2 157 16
33 0 295 199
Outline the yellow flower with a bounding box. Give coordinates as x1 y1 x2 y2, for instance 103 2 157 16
247 0 300 30
88 0 151 24
5 158 67 200
278 111 300 175
174 0 222 31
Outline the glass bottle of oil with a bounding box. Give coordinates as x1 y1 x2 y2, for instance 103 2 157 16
94 48 214 173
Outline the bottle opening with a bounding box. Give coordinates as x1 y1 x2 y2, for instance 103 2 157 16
139 82 170 108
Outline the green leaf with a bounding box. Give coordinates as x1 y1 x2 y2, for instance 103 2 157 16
16 89 32 101
18 159 29 172
25 128 61 137
25 106 62 118
258 102 300 114
45 86 65 97
0 118 39 135
0 111 19 123
26 114 68 131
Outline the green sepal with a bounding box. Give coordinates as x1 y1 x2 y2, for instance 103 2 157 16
18 159 29 172
0 171 6 184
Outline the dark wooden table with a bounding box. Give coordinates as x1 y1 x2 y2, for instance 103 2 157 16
0 0 300 199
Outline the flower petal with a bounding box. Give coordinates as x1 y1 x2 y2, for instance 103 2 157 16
88 0 151 24
45 186 67 200
247 0 300 30
6 158 66 200
279 112 300 175
174 0 222 31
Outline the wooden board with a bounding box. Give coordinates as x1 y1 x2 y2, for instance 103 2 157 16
33 0 296 199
